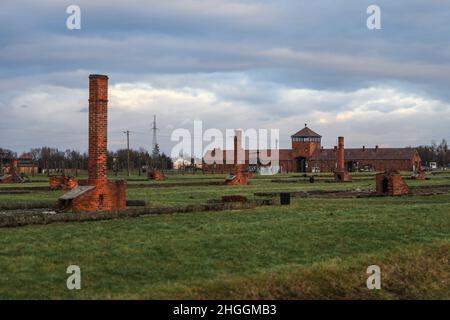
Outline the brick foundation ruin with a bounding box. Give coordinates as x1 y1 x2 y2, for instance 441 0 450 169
225 130 252 185
413 167 427 180
225 165 251 185
376 170 409 196
58 75 127 212
334 136 352 182
0 159 25 183
49 175 79 190
148 170 167 181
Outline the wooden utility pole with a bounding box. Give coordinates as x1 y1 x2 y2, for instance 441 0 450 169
138 156 141 176
124 130 131 176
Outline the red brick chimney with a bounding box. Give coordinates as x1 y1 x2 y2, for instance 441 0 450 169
58 74 127 212
225 130 250 185
10 159 18 175
233 130 243 165
88 74 109 186
337 136 345 171
334 136 352 182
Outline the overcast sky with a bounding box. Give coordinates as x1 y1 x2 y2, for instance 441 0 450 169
1 0 450 155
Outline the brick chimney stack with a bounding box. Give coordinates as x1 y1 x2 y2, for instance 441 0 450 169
57 74 127 213
337 136 345 171
88 74 109 186
334 136 352 182
225 129 250 185
10 159 18 175
234 130 244 165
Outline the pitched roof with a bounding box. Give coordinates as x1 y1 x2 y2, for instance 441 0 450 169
292 126 321 138
311 148 418 161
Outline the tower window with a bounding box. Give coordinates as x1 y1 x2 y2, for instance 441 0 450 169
292 137 321 143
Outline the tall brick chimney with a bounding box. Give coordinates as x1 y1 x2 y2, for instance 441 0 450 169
58 74 127 212
334 136 352 182
337 136 345 171
225 130 250 185
234 130 243 165
88 74 109 186
10 159 18 176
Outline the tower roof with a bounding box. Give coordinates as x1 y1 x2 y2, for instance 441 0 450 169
292 125 321 138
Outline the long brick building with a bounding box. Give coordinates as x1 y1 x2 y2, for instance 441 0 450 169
204 125 422 173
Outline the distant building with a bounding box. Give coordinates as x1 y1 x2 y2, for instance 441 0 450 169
204 125 422 173
17 153 39 174
1 153 38 175
173 158 191 170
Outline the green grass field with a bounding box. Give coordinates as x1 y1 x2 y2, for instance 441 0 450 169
0 172 449 299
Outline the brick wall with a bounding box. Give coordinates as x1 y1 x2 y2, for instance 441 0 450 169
204 157 416 174
310 159 415 172
292 141 320 159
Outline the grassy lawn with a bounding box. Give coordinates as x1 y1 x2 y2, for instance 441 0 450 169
1 171 450 206
0 192 449 299
0 190 64 205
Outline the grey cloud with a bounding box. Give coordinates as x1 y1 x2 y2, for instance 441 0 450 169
1 1 450 153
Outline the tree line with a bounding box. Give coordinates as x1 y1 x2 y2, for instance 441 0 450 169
2 139 449 174
416 139 449 168
0 144 173 174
